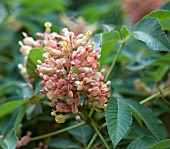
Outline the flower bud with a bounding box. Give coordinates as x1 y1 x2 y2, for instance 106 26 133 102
23 37 35 46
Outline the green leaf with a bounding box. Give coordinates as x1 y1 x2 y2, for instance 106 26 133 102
102 31 120 43
26 104 43 120
146 10 170 30
20 0 66 12
126 53 170 71
146 10 170 22
0 81 18 96
0 112 18 135
121 25 131 39
149 65 169 82
105 97 132 147
149 139 170 149
48 138 80 148
0 3 7 23
0 100 28 118
14 103 29 131
158 2 170 10
26 47 44 78
124 123 149 140
160 20 170 30
128 100 167 141
33 78 43 94
0 130 18 149
131 109 143 127
0 24 14 47
130 18 170 51
68 122 93 147
99 31 120 67
127 136 157 149
79 2 118 23
126 59 157 71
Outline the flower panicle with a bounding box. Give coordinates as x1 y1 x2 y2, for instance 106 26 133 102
19 21 110 123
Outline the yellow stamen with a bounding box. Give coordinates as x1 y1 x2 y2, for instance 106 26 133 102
86 31 92 42
44 22 52 34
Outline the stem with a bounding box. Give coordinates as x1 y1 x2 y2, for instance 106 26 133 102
89 106 95 118
105 41 125 82
86 133 97 149
41 101 52 107
140 86 170 104
31 121 85 141
91 120 110 149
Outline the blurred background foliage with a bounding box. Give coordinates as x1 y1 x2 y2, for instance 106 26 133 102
0 0 122 79
0 0 124 106
1 0 170 148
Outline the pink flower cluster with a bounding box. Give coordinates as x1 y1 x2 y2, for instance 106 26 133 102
18 22 110 122
36 22 110 117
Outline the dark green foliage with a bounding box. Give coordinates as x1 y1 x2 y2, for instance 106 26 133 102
1 1 170 149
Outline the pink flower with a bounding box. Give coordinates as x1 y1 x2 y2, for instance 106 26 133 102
21 22 110 122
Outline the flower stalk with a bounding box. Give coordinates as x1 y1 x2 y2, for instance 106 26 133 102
86 133 97 149
30 121 85 141
105 41 125 82
90 120 110 149
139 86 170 104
